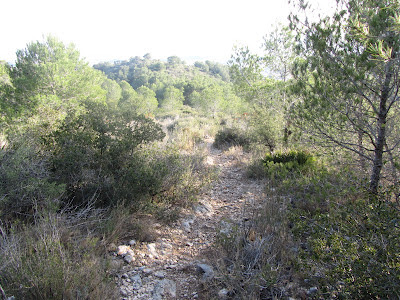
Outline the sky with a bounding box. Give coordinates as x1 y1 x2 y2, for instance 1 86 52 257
1 0 335 65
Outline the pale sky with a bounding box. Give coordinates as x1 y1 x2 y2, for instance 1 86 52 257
1 0 335 65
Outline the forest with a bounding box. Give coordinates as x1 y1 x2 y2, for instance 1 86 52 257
0 0 399 299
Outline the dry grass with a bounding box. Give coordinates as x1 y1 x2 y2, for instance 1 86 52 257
210 186 299 299
0 211 117 300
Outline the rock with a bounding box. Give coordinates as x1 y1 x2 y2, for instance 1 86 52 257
129 239 137 246
130 274 142 290
160 241 173 250
119 287 128 296
124 254 134 263
147 243 158 258
219 220 233 236
218 288 229 299
154 270 165 279
110 258 123 270
152 279 176 300
194 201 213 216
307 287 318 295
142 268 153 275
181 220 191 232
117 245 131 256
196 263 214 282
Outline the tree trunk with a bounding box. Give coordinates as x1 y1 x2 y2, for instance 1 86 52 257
369 62 393 194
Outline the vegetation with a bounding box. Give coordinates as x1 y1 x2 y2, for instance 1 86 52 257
1 0 399 298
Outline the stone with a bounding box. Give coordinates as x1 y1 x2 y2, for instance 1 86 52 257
142 268 153 275
154 271 166 279
152 279 176 300
124 254 134 263
218 288 229 299
196 263 214 282
194 201 213 216
147 243 158 257
117 245 131 256
181 220 191 232
307 287 318 295
129 239 137 246
119 287 128 296
107 243 117 252
130 274 142 290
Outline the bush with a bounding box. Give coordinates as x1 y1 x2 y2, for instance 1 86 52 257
214 127 250 149
0 213 116 299
293 197 400 299
0 141 64 221
49 106 165 207
260 150 316 181
116 144 215 211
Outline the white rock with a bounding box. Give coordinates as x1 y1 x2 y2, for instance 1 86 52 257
154 271 166 279
181 221 191 232
196 263 214 282
218 288 229 299
117 245 131 256
142 268 153 275
147 243 158 257
128 239 137 246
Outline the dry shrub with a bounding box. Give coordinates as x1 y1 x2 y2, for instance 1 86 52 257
212 190 297 299
0 212 116 300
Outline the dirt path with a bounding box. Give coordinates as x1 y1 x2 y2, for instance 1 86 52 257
114 140 266 299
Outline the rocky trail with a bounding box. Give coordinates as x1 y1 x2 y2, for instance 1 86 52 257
112 140 266 299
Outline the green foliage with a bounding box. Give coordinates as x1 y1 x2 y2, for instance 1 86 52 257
11 36 106 117
290 0 400 193
213 127 251 149
261 150 316 181
50 102 165 207
117 144 215 209
293 196 400 299
159 86 184 110
263 150 313 166
94 55 241 116
0 139 64 220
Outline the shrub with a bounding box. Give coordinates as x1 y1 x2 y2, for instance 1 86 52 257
49 106 165 207
0 141 64 221
0 213 116 300
116 144 215 210
293 197 400 299
214 127 250 149
260 150 316 181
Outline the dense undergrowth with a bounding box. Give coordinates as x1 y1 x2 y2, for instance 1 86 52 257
212 147 400 299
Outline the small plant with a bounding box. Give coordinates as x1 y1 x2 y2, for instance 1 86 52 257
261 149 316 180
263 149 313 166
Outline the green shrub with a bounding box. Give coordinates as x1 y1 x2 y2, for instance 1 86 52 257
49 106 165 207
261 150 316 181
263 149 313 166
214 127 250 149
0 142 64 220
293 197 400 299
116 144 215 210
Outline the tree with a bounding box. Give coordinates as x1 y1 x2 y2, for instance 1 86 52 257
263 25 296 82
291 0 400 194
0 61 15 122
159 86 184 110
